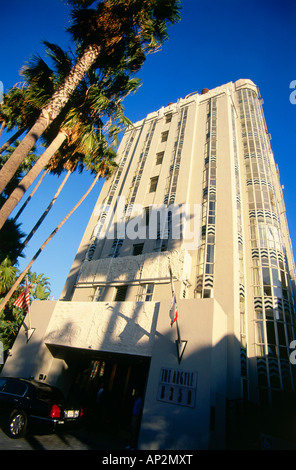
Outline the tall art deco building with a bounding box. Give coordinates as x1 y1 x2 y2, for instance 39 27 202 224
3 79 296 449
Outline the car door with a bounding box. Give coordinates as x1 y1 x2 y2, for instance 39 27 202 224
0 379 28 415
0 378 9 415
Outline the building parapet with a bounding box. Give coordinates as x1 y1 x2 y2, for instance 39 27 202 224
76 249 191 287
44 300 160 357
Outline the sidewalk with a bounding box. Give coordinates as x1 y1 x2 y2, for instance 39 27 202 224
0 425 128 450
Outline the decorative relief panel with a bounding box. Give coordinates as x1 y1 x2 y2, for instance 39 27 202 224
77 250 187 285
44 301 160 357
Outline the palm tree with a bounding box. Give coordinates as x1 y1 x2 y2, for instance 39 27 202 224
26 271 51 301
0 42 71 184
0 219 26 265
0 86 34 154
20 169 71 251
0 219 25 315
0 88 134 229
0 40 139 229
0 130 68 229
0 269 50 359
12 99 124 259
0 257 18 296
6 38 74 221
0 0 180 194
0 41 70 156
1 140 39 202
12 170 48 222
0 139 116 312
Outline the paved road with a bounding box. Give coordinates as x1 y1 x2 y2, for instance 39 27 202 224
0 425 126 450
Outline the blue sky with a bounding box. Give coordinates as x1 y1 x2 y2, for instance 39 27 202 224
1 0 296 299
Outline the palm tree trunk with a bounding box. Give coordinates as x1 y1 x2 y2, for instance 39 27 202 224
13 170 48 222
0 121 6 139
0 172 100 312
0 44 101 195
0 126 27 154
21 169 71 250
0 130 67 230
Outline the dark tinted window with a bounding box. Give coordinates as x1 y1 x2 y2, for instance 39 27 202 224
114 285 128 301
133 243 144 256
0 378 7 391
2 379 27 396
35 384 64 403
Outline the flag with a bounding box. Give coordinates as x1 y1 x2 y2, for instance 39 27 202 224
169 265 178 327
13 284 30 311
169 292 178 327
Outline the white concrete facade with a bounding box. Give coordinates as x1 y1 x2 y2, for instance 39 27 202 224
2 79 296 449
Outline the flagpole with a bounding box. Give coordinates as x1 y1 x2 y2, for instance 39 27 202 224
168 260 187 363
12 276 34 342
168 262 178 327
175 318 181 343
25 277 35 342
27 303 31 330
25 275 31 330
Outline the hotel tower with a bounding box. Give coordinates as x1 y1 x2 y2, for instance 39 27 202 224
3 79 296 449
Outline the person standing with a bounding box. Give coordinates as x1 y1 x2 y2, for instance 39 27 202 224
127 391 143 449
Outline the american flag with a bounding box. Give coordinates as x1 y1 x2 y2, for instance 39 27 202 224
13 284 30 311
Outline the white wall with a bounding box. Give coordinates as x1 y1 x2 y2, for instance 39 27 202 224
1 301 61 382
139 298 228 450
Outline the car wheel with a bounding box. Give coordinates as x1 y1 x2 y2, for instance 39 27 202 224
8 410 28 439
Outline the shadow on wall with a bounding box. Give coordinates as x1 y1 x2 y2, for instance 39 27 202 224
44 301 160 359
61 204 199 301
139 329 296 450
2 303 296 450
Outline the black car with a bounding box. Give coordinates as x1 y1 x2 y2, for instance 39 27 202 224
0 377 83 439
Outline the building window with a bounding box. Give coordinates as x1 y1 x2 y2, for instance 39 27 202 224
137 283 154 301
144 206 150 225
161 131 169 142
114 285 128 301
133 243 144 256
196 99 217 299
149 176 159 193
93 286 104 301
154 209 172 252
108 238 123 258
165 113 172 123
156 152 164 165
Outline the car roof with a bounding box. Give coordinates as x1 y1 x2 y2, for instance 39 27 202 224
0 376 58 390
0 377 65 400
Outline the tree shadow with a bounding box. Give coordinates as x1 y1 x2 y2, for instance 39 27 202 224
60 200 199 302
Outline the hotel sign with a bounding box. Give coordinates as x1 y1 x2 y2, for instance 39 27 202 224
157 367 197 408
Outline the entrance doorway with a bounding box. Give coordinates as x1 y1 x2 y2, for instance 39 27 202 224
67 352 150 438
